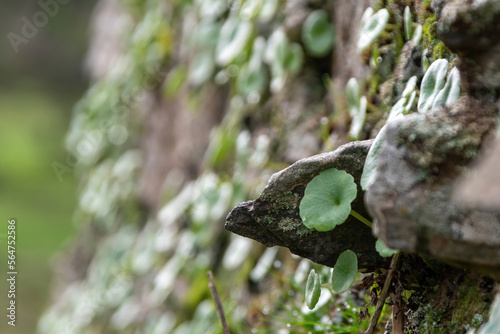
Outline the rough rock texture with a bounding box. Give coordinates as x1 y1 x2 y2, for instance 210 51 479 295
365 0 500 280
437 0 500 98
456 140 500 212
226 140 390 271
365 96 500 279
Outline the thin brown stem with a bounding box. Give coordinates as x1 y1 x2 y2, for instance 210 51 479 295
391 290 405 334
364 252 401 334
207 271 231 334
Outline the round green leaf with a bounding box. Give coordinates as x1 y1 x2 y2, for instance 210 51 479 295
237 64 267 97
418 58 448 113
216 18 253 66
278 42 304 75
305 269 322 309
331 250 358 293
302 9 335 57
299 168 357 232
375 239 398 257
357 8 389 52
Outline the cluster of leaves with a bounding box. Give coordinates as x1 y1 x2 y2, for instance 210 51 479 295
40 1 466 334
182 0 335 101
297 1 462 326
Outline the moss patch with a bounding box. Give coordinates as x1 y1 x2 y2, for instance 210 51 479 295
406 269 495 333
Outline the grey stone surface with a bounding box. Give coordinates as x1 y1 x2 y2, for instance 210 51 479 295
226 140 390 270
365 97 500 278
456 140 500 212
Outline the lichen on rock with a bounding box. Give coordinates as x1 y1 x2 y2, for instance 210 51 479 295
226 140 390 270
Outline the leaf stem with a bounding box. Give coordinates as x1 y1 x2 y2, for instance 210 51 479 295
350 210 373 228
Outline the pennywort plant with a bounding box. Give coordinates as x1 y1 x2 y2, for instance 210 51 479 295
357 8 389 52
299 155 400 309
299 168 370 232
304 251 359 309
265 29 304 92
388 75 417 120
305 269 322 309
404 6 422 45
418 58 461 113
301 9 335 57
299 168 374 306
346 78 367 140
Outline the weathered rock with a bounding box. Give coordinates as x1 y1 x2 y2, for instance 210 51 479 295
226 140 390 271
455 140 500 212
365 97 500 279
437 0 500 97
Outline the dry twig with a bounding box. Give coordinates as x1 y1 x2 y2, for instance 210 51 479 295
364 252 401 334
207 270 231 334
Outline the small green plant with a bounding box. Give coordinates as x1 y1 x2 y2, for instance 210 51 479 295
357 8 390 52
331 250 358 293
237 37 268 99
299 168 369 232
305 269 322 309
388 75 417 120
413 23 422 45
404 6 412 41
432 66 460 110
345 78 367 140
216 17 253 66
301 9 335 57
189 51 215 86
265 29 304 92
375 239 398 257
418 59 461 113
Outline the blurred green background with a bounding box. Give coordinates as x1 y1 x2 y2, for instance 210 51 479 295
0 1 97 333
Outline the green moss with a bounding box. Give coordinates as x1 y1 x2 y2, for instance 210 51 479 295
421 13 451 61
408 270 494 334
432 41 449 60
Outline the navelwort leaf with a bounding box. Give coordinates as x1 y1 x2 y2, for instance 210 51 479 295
331 250 358 293
361 125 388 191
388 75 418 119
412 24 422 45
357 8 389 52
418 58 448 113
346 77 360 117
302 9 335 57
349 96 367 140
404 6 412 41
188 51 215 86
299 168 357 232
375 239 398 257
237 38 268 98
305 269 322 309
432 66 460 110
216 18 252 66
